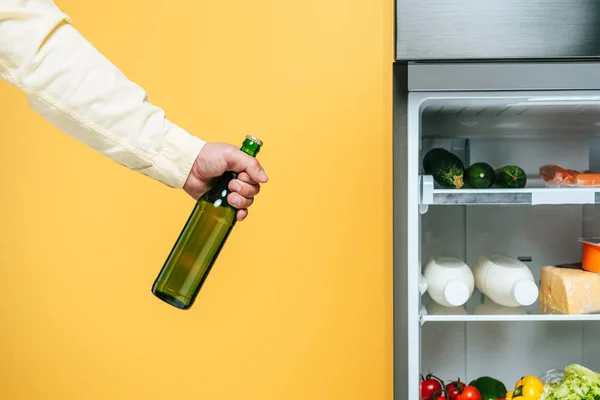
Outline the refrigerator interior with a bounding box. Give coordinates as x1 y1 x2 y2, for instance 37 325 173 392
413 93 600 387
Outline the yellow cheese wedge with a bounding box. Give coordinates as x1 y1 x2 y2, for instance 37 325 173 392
539 266 600 315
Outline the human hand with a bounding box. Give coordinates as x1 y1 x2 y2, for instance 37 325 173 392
183 142 268 221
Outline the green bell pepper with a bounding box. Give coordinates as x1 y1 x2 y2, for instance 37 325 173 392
469 376 507 400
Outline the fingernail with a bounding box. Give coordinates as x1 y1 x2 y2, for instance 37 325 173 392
230 196 240 206
231 182 241 192
260 170 268 181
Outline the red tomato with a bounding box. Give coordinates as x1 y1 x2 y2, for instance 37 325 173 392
446 380 464 400
446 381 480 400
456 386 481 400
420 374 444 400
433 388 447 400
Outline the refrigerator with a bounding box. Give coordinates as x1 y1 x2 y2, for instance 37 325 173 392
392 2 600 399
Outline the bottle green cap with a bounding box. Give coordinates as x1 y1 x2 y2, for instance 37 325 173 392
241 135 263 157
245 135 263 146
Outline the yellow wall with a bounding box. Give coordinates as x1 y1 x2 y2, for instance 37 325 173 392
0 0 393 398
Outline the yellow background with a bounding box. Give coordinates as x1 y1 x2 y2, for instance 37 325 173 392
0 0 393 398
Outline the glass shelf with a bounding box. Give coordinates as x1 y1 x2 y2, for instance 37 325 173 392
420 294 600 323
420 175 600 208
421 310 600 323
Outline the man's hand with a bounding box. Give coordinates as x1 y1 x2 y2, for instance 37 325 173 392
183 142 268 221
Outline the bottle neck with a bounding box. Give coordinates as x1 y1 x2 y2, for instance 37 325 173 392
240 136 262 157
200 136 263 204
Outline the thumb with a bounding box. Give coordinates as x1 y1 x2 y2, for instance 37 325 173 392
225 148 268 183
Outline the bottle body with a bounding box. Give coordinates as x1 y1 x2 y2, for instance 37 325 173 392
152 136 262 310
423 256 474 307
473 255 539 308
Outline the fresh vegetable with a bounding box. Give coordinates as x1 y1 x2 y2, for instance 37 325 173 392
507 375 544 399
447 380 464 400
446 380 481 400
494 165 527 189
465 162 495 188
434 390 447 400
516 376 543 392
540 364 600 400
423 148 465 189
506 391 536 400
469 376 507 400
457 386 482 400
421 374 444 400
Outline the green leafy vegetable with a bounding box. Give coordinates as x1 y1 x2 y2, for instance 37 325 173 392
541 364 600 400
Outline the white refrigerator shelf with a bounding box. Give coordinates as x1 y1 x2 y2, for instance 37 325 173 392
420 175 600 209
420 313 600 324
420 295 600 324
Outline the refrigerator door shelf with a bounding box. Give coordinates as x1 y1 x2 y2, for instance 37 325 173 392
420 175 600 207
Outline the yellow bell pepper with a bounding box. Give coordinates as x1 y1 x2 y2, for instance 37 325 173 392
510 375 543 400
506 392 538 400
515 376 544 392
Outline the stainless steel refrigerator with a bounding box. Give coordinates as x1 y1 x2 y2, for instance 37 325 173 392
393 2 600 398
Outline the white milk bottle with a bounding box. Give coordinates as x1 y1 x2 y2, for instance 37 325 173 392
419 273 428 296
422 256 475 307
473 255 539 307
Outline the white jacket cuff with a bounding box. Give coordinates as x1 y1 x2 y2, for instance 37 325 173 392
151 125 206 188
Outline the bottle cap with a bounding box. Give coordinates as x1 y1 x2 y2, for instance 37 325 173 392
443 280 471 307
512 280 539 306
245 135 263 146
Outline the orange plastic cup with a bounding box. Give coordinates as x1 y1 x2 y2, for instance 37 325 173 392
582 240 600 273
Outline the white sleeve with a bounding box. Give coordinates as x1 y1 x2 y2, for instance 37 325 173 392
0 0 206 188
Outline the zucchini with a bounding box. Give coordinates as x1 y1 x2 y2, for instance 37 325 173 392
423 148 465 189
494 165 527 188
465 162 495 189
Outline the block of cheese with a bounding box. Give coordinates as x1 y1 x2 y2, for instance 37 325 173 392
539 266 600 315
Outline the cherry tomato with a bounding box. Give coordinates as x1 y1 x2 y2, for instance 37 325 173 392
456 386 481 400
446 380 464 400
420 374 444 400
433 389 447 400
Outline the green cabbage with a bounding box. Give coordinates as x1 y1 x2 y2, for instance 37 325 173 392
541 364 600 400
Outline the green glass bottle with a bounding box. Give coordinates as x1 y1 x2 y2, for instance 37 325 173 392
151 135 263 310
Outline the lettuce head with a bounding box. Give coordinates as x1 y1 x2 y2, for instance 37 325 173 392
541 364 600 400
